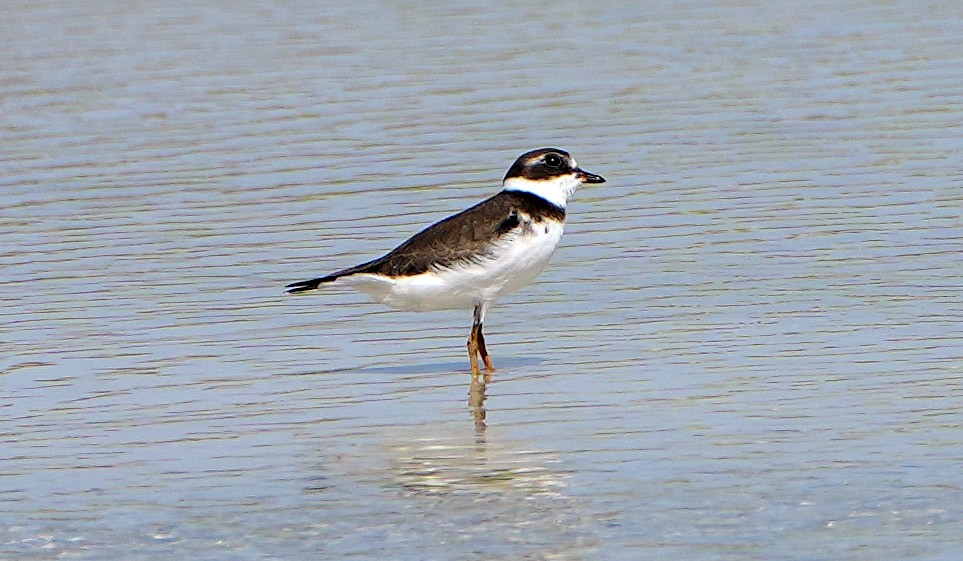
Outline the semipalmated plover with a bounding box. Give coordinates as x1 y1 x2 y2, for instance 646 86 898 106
287 148 605 378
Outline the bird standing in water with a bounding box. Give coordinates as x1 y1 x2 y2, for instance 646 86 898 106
286 148 605 378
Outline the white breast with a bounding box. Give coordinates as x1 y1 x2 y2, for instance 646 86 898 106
340 220 565 311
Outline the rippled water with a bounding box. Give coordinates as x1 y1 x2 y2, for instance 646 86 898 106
2 1 962 559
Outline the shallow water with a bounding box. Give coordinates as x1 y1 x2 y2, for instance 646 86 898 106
2 1 962 559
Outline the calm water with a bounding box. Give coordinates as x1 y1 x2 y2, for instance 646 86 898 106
2 1 962 559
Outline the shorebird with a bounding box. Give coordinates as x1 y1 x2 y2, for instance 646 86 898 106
286 148 605 378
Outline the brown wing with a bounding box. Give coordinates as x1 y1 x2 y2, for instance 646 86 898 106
360 192 523 276
286 191 564 292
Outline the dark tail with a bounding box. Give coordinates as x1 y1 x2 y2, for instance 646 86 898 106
285 275 340 294
285 257 383 294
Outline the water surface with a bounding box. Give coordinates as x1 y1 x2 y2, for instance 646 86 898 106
2 1 961 560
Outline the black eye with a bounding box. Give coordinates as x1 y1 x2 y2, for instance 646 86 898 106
544 154 563 168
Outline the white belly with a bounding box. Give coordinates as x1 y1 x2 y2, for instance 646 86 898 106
339 221 565 311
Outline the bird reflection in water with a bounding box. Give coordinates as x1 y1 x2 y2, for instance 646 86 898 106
468 376 488 438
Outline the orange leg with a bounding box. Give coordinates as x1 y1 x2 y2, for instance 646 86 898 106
467 324 482 379
467 303 493 379
476 325 495 372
